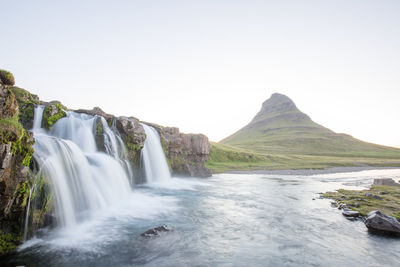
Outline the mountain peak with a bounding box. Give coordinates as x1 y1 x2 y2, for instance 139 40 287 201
254 93 299 121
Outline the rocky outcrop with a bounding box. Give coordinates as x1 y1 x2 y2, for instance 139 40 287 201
0 82 35 253
75 107 114 122
41 101 67 129
9 87 40 129
365 210 400 236
373 178 400 186
146 123 212 177
0 70 15 86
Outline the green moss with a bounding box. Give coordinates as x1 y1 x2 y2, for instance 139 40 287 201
0 233 21 254
42 103 66 129
8 87 40 129
323 185 400 220
9 87 39 105
0 69 15 86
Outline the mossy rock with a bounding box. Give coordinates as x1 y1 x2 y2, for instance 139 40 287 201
0 70 15 86
0 116 24 144
42 102 66 129
9 87 40 129
9 87 39 105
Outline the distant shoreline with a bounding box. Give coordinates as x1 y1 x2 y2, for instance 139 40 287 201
226 166 400 176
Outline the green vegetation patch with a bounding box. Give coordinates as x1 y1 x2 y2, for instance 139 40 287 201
9 87 39 105
0 233 21 254
0 69 15 85
323 185 400 220
0 116 24 144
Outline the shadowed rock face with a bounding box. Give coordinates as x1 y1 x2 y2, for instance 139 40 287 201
146 123 212 178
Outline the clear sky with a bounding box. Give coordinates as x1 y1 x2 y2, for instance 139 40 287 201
1 0 399 147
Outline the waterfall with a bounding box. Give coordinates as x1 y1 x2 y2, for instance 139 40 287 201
31 107 132 228
141 124 171 183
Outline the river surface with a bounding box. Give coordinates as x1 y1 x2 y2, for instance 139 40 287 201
4 169 400 267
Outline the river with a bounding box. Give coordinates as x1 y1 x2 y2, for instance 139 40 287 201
4 168 400 267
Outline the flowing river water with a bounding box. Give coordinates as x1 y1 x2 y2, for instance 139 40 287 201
3 169 400 267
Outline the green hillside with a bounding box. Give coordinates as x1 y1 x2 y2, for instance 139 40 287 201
208 93 400 172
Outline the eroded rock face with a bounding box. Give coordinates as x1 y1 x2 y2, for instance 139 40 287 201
147 123 212 177
365 210 400 236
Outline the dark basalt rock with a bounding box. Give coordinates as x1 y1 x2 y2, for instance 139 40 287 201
365 210 400 236
140 225 173 237
342 210 360 218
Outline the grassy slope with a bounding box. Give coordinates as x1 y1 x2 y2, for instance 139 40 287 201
207 94 400 173
206 143 400 173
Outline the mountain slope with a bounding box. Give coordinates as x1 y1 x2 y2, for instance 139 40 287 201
221 93 400 158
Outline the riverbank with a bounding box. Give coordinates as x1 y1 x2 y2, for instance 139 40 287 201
323 183 400 220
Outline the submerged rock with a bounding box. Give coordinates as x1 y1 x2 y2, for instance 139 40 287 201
364 210 400 236
140 225 173 237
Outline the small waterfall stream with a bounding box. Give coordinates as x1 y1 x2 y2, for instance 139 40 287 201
141 124 172 183
31 107 132 228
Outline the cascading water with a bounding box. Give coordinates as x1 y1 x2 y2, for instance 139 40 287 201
30 107 132 228
141 124 172 183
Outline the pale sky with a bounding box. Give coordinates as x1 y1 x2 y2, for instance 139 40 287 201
2 0 400 147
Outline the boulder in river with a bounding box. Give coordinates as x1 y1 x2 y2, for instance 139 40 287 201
364 210 400 236
342 210 360 218
141 225 173 237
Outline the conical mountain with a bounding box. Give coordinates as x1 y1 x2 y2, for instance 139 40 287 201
221 93 400 157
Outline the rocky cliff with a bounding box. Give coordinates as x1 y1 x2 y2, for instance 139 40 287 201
145 123 212 177
0 80 35 253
